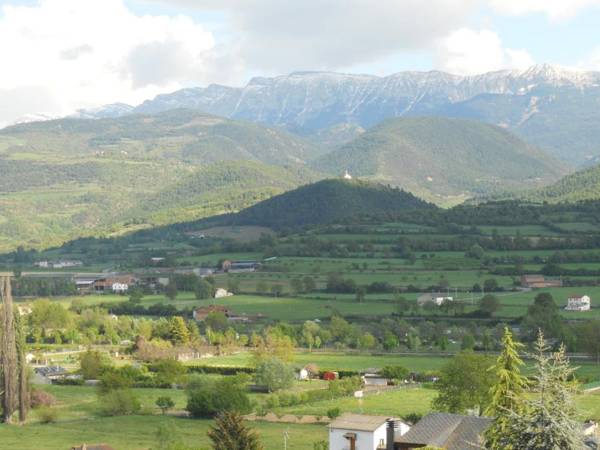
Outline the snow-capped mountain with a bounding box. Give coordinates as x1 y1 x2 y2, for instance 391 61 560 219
73 65 600 164
10 113 57 125
71 103 134 119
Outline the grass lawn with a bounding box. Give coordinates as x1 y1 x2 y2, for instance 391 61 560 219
196 351 453 372
0 415 326 450
277 386 436 417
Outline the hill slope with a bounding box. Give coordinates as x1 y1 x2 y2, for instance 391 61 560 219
523 164 600 203
0 110 322 251
1 108 322 165
313 117 567 205
81 65 600 164
231 179 433 229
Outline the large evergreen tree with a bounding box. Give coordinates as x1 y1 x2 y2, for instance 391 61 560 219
501 332 584 450
1 276 18 423
207 411 263 450
484 327 528 450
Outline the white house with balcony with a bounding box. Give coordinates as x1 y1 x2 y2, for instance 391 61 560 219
329 414 409 450
565 295 591 311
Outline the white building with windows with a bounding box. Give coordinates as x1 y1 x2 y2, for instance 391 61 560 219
112 282 129 293
329 414 409 450
565 295 591 311
417 293 453 307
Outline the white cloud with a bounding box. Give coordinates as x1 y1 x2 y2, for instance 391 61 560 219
434 28 534 75
147 0 480 71
0 0 239 126
489 0 600 20
578 47 600 70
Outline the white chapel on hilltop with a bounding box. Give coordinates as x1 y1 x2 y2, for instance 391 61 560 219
343 170 352 180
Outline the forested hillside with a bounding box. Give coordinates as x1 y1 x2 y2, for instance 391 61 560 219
522 163 600 203
231 179 433 229
314 117 567 205
0 110 322 251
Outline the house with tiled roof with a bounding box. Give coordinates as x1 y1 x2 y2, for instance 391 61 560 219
394 412 491 450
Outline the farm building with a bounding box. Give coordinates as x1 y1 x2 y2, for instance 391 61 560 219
221 260 261 273
566 295 591 311
520 274 562 289
329 414 409 450
417 293 453 306
91 275 136 293
362 373 390 386
394 412 491 450
214 288 234 298
193 305 232 321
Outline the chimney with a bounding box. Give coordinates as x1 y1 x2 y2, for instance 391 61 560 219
343 432 357 450
386 419 396 450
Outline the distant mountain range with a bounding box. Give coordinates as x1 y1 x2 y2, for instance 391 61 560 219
314 117 566 205
74 64 600 165
3 64 598 251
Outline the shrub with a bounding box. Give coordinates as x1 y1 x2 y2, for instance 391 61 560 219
327 407 341 419
30 389 56 409
156 396 175 415
36 406 59 424
255 358 295 392
99 370 133 393
149 359 187 386
98 389 141 416
403 412 423 424
79 349 109 380
381 365 410 382
186 375 251 418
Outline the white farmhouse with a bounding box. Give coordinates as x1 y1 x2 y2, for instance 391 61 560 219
417 293 453 307
112 282 129 293
565 295 591 311
329 414 409 450
214 288 233 298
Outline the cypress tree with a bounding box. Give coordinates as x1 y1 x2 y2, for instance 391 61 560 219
15 311 29 423
1 276 18 423
484 327 528 450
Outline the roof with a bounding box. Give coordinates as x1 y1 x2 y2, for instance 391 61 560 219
522 275 545 281
396 412 492 450
329 413 390 432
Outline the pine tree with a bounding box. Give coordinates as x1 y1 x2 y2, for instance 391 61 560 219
502 331 584 450
484 327 528 450
208 411 263 450
169 316 190 344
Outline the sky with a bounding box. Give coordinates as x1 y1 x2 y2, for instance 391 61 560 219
1 0 600 125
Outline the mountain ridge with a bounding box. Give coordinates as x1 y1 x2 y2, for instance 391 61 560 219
59 64 600 163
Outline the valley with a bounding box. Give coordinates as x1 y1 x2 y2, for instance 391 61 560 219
3 182 600 448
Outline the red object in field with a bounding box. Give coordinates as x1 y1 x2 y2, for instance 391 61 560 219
322 371 338 381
